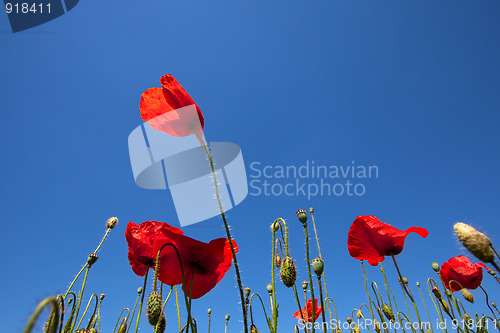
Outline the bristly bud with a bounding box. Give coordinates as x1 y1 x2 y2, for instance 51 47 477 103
309 207 314 213
488 269 497 277
492 302 498 309
431 262 440 272
444 290 452 297
208 308 212 314
356 310 362 319
296 209 308 225
441 299 450 314
147 291 162 326
266 283 273 294
302 281 308 291
106 217 118 229
432 287 443 300
347 317 352 324
271 222 280 232
382 303 395 322
461 289 474 303
454 222 494 263
354 327 361 333
99 294 105 301
312 257 324 276
154 313 166 333
244 287 251 298
251 325 260 333
464 314 472 323
416 281 420 287
89 329 97 333
275 254 282 268
402 277 408 284
225 314 230 321
280 256 297 287
374 320 381 333
87 254 98 267
137 287 143 294
117 318 127 333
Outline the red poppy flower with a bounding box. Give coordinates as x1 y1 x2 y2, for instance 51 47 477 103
293 299 322 322
125 221 184 277
140 74 204 137
156 231 237 299
347 215 429 266
440 256 487 292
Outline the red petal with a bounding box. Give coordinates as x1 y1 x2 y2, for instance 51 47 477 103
440 256 485 291
140 75 204 137
347 216 428 266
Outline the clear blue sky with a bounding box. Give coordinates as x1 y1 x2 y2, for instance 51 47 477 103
1 0 499 332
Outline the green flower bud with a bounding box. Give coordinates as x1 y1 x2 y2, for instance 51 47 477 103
431 262 440 272
117 318 127 333
441 300 450 314
280 256 297 288
154 313 166 333
347 317 352 324
464 314 472 323
251 325 260 333
208 308 212 314
356 310 363 319
296 209 308 225
432 287 443 300
244 287 251 298
488 269 497 277
312 257 324 276
225 314 230 321
87 254 98 267
454 222 494 263
444 290 452 297
99 294 105 301
106 217 118 229
137 287 143 294
266 283 273 294
275 254 282 268
382 303 395 323
309 207 314 213
461 289 474 303
402 277 408 284
271 222 280 232
147 291 162 326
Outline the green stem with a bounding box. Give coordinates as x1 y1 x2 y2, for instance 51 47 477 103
194 130 248 333
126 289 142 333
24 297 59 333
134 269 149 333
318 276 327 332
175 286 182 333
303 223 316 333
293 285 308 332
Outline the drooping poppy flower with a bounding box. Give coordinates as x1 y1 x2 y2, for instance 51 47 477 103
293 299 322 322
140 74 204 137
156 230 237 299
125 220 184 277
440 256 487 292
347 215 429 266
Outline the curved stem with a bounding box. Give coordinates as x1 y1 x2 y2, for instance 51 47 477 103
24 297 59 333
126 289 142 333
71 265 90 332
194 130 248 333
249 293 272 331
76 293 98 329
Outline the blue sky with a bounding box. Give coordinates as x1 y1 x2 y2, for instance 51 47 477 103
1 0 500 332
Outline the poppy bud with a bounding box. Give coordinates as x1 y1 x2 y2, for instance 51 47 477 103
302 281 308 291
336 329 342 333
266 283 273 294
461 289 474 303
354 327 361 333
441 300 450 314
464 314 472 323
431 262 440 272
488 269 497 277
225 314 230 321
312 257 324 276
454 222 494 263
87 254 98 267
208 308 212 314
99 294 105 301
89 329 97 333
493 302 498 309
137 287 143 294
244 287 251 298
432 287 443 300
356 310 363 319
117 318 127 333
147 291 162 326
296 209 308 225
382 303 395 322
251 325 260 333
155 313 166 333
374 320 381 333
106 217 118 229
309 207 314 213
280 256 297 288
271 222 280 232
416 281 420 287
275 254 282 268
444 290 452 297
402 277 408 284
347 317 352 324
